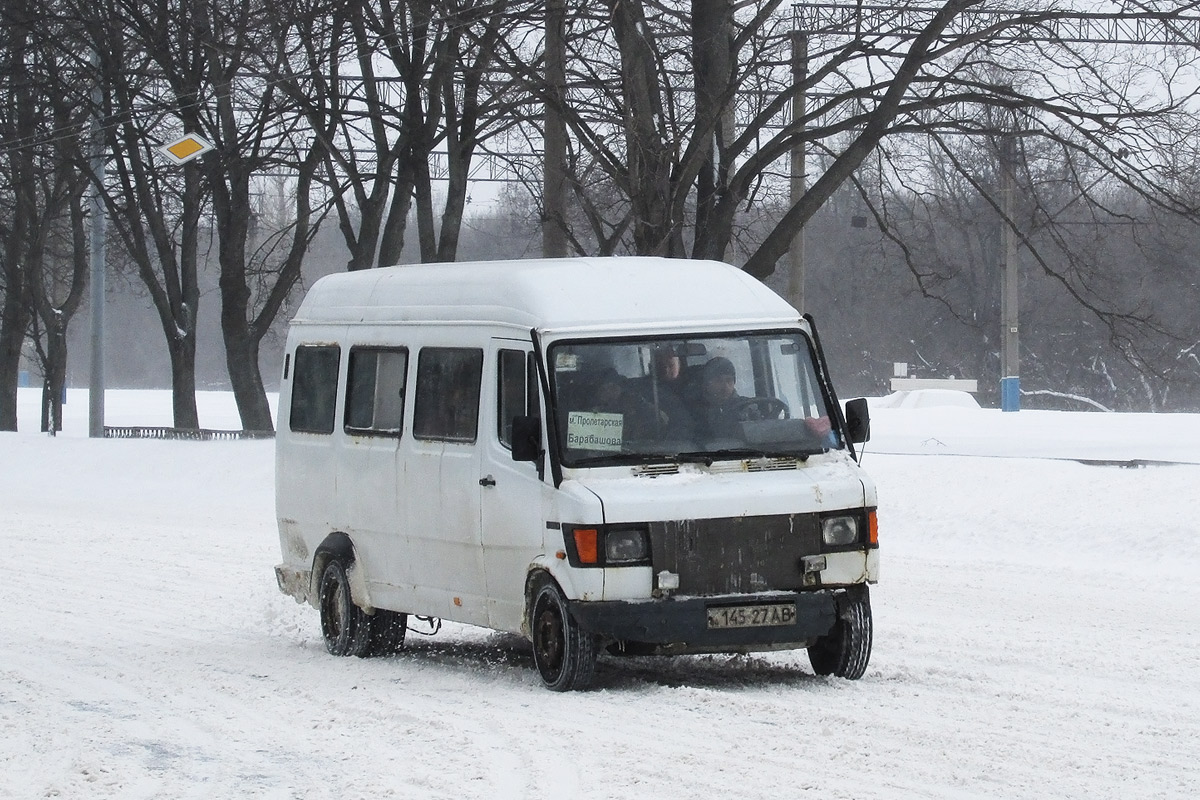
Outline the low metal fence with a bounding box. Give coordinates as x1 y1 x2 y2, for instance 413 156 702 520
103 426 275 441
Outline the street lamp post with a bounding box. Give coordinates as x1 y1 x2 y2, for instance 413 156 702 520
88 53 106 439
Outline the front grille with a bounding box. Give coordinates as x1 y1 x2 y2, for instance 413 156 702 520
648 514 822 595
707 458 802 474
633 463 681 477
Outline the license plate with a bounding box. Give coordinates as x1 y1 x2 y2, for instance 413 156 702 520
706 602 797 629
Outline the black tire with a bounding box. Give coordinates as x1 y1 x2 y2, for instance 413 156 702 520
807 585 872 679
366 609 408 656
529 574 597 691
318 558 372 658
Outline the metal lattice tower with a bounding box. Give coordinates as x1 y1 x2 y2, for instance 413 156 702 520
789 2 1200 409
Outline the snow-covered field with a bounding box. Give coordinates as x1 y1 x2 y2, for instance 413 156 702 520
2 388 1198 799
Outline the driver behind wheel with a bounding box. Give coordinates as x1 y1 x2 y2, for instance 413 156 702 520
693 356 762 439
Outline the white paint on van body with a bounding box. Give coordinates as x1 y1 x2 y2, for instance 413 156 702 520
275 257 878 643
288 257 800 334
567 454 871 524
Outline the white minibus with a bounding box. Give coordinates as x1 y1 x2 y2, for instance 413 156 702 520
274 257 877 690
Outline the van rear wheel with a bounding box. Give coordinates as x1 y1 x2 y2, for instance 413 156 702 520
807 585 872 679
318 558 372 658
530 575 597 691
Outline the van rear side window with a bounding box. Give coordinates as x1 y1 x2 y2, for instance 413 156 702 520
413 347 484 442
345 347 409 435
290 345 341 434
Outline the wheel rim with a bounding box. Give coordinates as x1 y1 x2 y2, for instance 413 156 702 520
533 597 565 680
320 569 347 646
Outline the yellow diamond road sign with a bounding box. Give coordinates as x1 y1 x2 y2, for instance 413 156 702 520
159 134 213 165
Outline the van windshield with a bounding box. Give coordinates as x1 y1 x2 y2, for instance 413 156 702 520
548 332 842 467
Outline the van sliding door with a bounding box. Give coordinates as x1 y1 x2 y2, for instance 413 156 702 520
406 346 489 625
333 345 408 605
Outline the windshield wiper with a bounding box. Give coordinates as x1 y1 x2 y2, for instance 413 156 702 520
569 447 825 468
674 447 823 464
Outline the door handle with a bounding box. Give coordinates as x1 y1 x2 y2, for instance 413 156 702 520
479 475 497 487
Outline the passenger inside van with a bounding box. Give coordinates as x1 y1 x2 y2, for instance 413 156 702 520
585 367 659 439
635 346 696 440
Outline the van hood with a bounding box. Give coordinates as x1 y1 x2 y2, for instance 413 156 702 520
565 454 873 524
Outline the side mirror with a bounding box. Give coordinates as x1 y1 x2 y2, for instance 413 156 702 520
844 398 871 444
511 415 542 462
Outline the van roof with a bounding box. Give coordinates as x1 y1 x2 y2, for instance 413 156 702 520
291 257 802 335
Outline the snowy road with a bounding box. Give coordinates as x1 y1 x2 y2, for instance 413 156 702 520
1 393 1198 798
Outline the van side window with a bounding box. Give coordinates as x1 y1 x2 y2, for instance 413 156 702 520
345 347 408 436
413 347 484 442
498 349 539 448
290 345 341 434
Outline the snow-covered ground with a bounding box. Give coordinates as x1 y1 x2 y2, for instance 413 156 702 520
2 388 1198 799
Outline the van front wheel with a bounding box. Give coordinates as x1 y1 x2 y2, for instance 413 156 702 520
366 609 408 656
530 575 597 691
319 558 372 658
807 585 872 679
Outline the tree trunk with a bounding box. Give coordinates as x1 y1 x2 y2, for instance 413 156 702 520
167 335 200 430
378 175 414 265
414 166 438 261
0 283 29 432
437 90 475 262
212 163 274 431
220 295 272 431
214 193 274 431
437 149 470 262
0 9 35 431
542 0 569 258
40 326 67 434
0 181 34 432
691 0 734 258
608 0 679 256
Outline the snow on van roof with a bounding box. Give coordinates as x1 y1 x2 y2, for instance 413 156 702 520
291 257 801 333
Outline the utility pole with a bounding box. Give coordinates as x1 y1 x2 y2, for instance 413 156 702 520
788 31 808 314
542 0 568 258
88 51 106 438
999 131 1020 412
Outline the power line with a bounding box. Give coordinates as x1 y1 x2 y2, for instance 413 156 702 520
794 4 1200 46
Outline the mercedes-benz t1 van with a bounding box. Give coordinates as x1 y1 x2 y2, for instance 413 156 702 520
274 257 877 690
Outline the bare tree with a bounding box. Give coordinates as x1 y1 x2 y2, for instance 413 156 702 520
0 0 91 431
76 0 210 428
97 0 329 432
27 83 91 432
273 0 519 271
506 1 1200 274
0 4 39 431
788 128 1200 410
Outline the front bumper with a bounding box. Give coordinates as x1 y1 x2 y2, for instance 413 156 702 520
568 590 839 654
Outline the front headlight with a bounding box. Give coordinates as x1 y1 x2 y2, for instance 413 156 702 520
821 515 859 547
605 527 650 564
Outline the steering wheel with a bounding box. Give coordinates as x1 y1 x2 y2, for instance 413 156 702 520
730 396 790 421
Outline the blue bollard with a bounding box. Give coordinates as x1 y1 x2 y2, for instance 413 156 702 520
1000 376 1020 412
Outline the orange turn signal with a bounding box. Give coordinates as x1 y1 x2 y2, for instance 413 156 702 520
573 528 599 564
868 510 879 545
